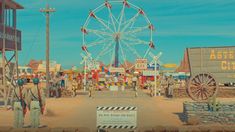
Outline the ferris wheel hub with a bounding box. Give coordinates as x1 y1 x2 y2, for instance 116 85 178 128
114 32 121 40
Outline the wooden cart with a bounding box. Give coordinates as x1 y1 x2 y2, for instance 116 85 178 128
186 46 235 101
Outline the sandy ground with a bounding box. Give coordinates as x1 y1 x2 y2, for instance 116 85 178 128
0 90 235 131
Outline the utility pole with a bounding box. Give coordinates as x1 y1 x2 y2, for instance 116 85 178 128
40 5 55 96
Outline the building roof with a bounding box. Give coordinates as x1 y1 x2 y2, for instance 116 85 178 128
0 0 24 9
175 50 190 73
27 60 43 72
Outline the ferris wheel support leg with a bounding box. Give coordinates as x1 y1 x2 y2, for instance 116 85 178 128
114 38 120 67
84 60 87 92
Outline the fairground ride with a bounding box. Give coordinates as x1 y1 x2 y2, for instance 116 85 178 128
81 0 156 69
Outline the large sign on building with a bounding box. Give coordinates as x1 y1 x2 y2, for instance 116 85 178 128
135 59 147 71
97 106 137 129
0 25 21 50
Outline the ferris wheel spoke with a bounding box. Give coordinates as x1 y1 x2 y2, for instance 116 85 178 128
124 25 149 34
95 15 114 33
95 40 114 61
122 35 149 45
107 8 117 32
87 28 112 37
100 46 115 57
122 40 141 58
121 12 140 32
118 4 126 32
144 47 151 59
86 39 110 48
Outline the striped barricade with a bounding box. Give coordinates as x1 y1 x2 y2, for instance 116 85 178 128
97 106 137 130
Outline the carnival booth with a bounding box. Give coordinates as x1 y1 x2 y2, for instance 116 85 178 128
141 64 161 89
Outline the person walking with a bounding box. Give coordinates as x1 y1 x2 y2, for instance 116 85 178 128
60 74 65 89
13 79 28 128
146 79 154 97
71 78 78 97
64 73 68 89
55 75 62 97
132 75 137 90
167 75 175 98
28 77 46 128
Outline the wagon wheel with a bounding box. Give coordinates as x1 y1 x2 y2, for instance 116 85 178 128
187 73 219 102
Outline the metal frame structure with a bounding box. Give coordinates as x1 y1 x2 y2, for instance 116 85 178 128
81 0 155 68
149 52 162 96
0 0 23 107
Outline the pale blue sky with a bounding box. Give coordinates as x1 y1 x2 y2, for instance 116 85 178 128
15 0 235 68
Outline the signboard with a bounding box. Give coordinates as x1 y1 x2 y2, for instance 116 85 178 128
187 46 235 83
97 106 137 129
0 25 21 50
143 70 159 76
110 86 118 91
147 64 160 70
109 67 125 73
135 59 147 71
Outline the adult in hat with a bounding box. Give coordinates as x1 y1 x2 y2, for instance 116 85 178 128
13 79 28 128
28 77 46 128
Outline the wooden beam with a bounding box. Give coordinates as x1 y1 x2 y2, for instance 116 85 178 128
2 1 24 9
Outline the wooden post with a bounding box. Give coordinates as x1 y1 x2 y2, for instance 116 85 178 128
14 9 19 79
40 5 55 97
2 0 7 106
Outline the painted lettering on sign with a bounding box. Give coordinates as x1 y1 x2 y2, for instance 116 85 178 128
210 49 235 71
210 50 234 60
135 59 147 70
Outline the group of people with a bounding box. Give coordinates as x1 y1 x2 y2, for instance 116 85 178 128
49 71 177 98
144 75 175 98
13 77 45 128
48 73 69 98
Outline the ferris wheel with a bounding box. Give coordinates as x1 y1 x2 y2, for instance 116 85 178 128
81 0 155 68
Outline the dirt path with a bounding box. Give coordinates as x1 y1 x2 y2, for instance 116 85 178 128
0 91 234 131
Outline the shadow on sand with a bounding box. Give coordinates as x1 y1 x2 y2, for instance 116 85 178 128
174 112 187 123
